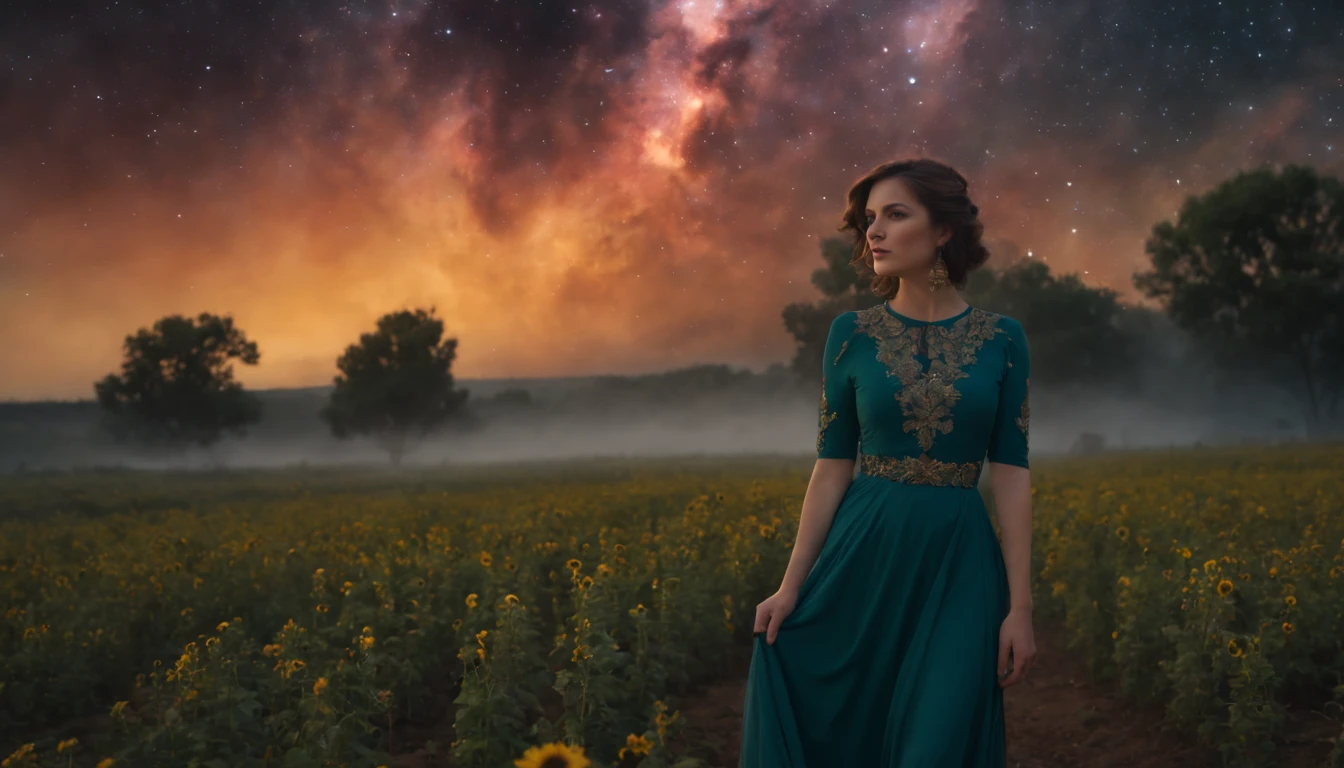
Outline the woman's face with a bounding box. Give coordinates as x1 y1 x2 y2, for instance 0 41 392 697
863 176 949 279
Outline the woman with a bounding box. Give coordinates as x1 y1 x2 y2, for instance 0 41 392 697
739 157 1036 766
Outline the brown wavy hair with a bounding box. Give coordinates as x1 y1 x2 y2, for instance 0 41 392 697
837 157 989 300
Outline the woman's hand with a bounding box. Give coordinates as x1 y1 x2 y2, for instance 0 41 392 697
753 587 799 645
997 607 1037 687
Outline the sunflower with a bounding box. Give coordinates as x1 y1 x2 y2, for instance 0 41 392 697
513 742 591 768
1216 579 1234 597
1282 622 1294 634
1227 638 1243 657
1115 525 1129 541
618 733 654 759
479 551 493 568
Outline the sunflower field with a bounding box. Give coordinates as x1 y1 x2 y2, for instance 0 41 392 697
1028 442 1344 768
2 445 1343 768
0 457 800 767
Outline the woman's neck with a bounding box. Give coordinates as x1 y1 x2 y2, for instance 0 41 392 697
886 287 967 322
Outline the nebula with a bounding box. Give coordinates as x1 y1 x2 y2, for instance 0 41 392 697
1 0 1339 399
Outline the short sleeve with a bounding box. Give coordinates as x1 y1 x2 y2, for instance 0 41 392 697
816 313 860 460
986 317 1030 468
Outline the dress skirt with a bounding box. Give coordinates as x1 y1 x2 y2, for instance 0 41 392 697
739 470 1011 767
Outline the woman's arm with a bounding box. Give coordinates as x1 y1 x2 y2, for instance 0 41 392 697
989 461 1032 611
985 317 1036 686
785 312 863 593
985 317 1031 611
778 458 855 593
990 459 1036 687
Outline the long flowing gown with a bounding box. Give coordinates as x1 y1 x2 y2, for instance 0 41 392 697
739 301 1031 767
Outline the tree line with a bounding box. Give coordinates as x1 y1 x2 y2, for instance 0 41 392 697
94 163 1344 463
784 163 1344 438
95 308 468 466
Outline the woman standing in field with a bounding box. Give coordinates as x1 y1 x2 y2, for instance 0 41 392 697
739 157 1036 766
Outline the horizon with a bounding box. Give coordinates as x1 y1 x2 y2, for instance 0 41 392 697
0 361 792 406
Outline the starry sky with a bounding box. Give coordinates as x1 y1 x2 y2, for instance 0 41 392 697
1 0 1340 400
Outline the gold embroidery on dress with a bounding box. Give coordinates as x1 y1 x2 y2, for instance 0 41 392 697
1015 377 1030 441
853 306 1004 452
817 384 839 453
833 337 853 366
849 305 1007 486
818 318 862 454
860 454 982 488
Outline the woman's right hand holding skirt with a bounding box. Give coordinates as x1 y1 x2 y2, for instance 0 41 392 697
753 587 799 645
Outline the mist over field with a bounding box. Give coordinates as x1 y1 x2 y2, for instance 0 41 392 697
0 349 1309 474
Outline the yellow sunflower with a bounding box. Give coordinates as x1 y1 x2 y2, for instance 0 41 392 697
618 732 654 759
514 742 591 768
1216 579 1234 597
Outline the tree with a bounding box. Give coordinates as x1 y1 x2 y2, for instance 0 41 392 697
320 307 471 465
1133 163 1344 436
783 234 1144 390
962 259 1144 388
782 235 881 385
94 312 262 449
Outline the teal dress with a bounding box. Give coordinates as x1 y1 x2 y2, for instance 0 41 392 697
740 302 1030 767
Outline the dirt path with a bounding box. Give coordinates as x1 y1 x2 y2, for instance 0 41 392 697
669 620 1339 768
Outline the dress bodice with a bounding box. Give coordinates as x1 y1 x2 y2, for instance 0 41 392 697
815 302 1030 487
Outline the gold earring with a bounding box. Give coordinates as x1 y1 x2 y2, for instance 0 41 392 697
928 245 950 291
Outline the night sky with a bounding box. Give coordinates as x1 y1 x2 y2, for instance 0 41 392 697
2 0 1340 400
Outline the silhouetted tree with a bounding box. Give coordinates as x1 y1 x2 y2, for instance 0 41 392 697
320 307 470 465
1133 163 1344 436
784 234 1144 390
962 259 1144 388
93 312 262 449
782 235 879 385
